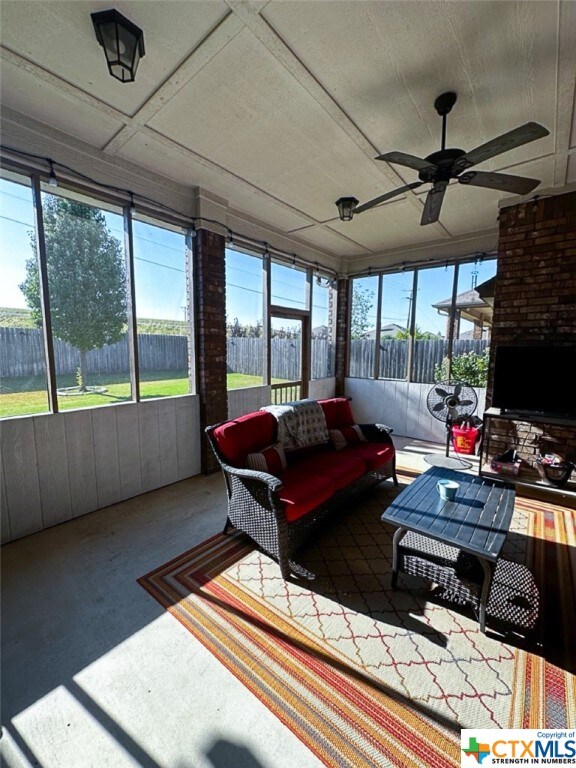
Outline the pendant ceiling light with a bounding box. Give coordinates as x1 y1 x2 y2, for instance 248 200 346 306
91 9 145 83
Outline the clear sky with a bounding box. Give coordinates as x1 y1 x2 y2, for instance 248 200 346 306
1 176 495 335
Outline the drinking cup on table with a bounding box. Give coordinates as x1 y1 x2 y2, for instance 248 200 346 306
437 479 459 501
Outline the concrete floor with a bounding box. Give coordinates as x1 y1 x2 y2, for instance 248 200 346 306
0 437 466 768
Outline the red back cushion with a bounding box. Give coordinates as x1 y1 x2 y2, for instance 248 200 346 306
318 398 355 430
213 411 277 466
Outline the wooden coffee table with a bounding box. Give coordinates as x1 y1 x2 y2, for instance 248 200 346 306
381 466 516 632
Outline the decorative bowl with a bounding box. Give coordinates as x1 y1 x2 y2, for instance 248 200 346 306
535 457 574 487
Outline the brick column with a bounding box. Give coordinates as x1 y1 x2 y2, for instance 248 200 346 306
194 229 228 473
482 190 576 474
334 277 350 396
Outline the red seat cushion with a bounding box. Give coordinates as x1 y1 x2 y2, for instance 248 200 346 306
278 468 335 522
317 398 355 429
291 451 366 491
213 411 277 466
347 442 395 471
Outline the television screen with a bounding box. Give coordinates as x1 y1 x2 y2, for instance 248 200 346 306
492 345 576 418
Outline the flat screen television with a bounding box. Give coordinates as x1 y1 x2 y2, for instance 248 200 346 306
492 344 576 418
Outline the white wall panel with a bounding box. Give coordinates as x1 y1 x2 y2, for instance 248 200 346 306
33 413 72 528
116 404 143 500
158 399 179 487
176 396 201 479
92 407 121 510
138 400 162 494
345 379 487 444
1 458 11 545
308 378 336 401
0 419 42 539
227 385 271 420
64 410 98 518
0 396 201 544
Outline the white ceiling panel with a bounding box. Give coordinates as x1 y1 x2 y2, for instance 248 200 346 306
147 28 399 221
264 0 558 166
117 130 319 235
0 0 228 115
327 198 447 253
0 58 123 147
0 0 574 269
284 224 371 259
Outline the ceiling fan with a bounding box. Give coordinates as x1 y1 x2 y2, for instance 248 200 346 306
335 91 549 226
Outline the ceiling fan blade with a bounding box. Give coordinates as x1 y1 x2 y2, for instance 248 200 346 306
374 152 438 171
420 182 447 225
354 182 423 214
435 387 449 398
458 170 540 196
453 383 462 398
458 399 473 407
375 151 438 173
432 401 446 412
454 122 549 173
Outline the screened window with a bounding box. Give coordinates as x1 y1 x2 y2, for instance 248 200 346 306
225 249 264 389
349 276 378 378
38 190 130 411
311 275 335 379
349 259 496 383
271 260 307 309
133 218 190 399
0 175 50 417
412 265 453 383
378 271 414 380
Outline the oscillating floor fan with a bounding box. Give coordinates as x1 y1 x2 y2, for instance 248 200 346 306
425 382 478 470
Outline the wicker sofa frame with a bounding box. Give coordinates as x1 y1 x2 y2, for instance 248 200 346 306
206 421 398 579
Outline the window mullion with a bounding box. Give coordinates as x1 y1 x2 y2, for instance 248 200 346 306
373 274 383 380
446 262 460 382
123 206 140 401
406 270 418 382
31 175 59 413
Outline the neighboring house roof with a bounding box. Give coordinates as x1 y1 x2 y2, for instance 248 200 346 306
475 276 496 307
363 323 405 339
432 286 493 327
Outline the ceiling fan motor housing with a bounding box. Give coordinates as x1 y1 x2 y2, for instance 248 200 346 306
419 148 466 183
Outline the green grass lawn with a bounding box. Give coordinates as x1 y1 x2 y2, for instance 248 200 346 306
0 371 270 418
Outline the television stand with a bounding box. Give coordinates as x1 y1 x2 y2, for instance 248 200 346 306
479 408 576 507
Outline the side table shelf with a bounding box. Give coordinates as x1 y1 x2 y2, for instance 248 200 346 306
479 408 576 505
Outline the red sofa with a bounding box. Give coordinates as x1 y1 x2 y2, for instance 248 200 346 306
206 397 397 579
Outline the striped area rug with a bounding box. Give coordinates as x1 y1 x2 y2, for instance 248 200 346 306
138 471 576 767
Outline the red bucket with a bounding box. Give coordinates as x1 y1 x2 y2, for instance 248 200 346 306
452 424 479 455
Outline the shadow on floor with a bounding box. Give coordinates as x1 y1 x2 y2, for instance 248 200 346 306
205 739 267 768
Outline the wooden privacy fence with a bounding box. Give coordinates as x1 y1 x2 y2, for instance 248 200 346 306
1 327 486 383
226 337 335 380
0 327 189 377
349 338 489 382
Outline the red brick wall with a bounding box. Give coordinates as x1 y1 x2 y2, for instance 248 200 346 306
194 229 228 473
484 191 576 478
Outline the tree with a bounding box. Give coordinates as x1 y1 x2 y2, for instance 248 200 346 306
350 284 374 339
20 197 128 390
434 347 489 386
395 326 441 340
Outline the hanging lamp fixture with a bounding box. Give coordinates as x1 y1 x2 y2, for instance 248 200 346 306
91 9 145 83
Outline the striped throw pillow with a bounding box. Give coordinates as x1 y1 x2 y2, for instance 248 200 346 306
246 443 287 475
329 424 367 451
